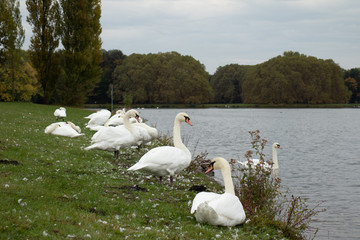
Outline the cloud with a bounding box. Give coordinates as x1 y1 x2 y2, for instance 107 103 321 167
19 0 360 73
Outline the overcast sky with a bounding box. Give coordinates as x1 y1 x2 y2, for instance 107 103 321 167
19 0 360 74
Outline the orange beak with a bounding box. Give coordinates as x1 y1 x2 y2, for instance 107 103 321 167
205 164 213 174
185 118 192 126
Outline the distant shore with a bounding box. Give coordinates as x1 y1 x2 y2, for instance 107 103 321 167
84 103 360 109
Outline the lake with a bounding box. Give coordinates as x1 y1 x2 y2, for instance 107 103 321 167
137 108 360 240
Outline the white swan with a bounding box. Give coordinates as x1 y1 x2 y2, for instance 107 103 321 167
85 109 111 130
85 109 148 158
191 157 246 226
238 142 281 170
104 112 125 127
54 107 66 120
127 112 192 186
132 122 158 146
45 121 84 138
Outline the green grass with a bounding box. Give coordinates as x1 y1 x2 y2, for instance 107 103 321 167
0 102 289 239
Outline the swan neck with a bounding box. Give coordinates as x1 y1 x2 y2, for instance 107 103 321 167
173 118 190 156
221 163 235 195
272 147 279 169
123 113 133 132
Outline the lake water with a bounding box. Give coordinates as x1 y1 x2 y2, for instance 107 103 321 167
137 108 360 240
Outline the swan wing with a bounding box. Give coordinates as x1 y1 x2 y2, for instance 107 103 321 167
193 193 246 226
50 124 84 138
128 146 190 175
191 192 220 214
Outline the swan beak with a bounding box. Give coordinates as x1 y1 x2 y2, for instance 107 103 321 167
205 164 214 174
185 119 192 126
135 115 140 123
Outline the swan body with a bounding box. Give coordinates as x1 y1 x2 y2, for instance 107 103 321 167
191 157 246 226
132 122 158 145
85 109 111 130
45 121 83 138
238 142 281 170
128 112 192 186
54 107 66 120
104 112 125 127
85 110 146 158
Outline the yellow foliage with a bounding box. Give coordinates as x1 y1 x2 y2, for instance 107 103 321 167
0 59 39 102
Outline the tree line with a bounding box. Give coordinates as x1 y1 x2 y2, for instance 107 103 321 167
1 1 359 106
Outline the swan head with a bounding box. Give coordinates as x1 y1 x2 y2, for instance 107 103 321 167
59 107 66 111
176 112 192 126
126 109 141 122
273 142 282 149
205 157 228 173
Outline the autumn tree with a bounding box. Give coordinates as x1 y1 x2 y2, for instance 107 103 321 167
344 68 360 103
0 0 25 101
26 0 61 104
112 52 213 104
59 0 102 106
0 50 39 101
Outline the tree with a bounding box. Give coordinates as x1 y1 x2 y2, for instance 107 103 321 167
210 64 252 103
242 52 351 104
112 52 213 104
87 49 126 104
60 0 102 106
344 68 360 103
26 0 62 104
0 0 25 101
0 50 39 101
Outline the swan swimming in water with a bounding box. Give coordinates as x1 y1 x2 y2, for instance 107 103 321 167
128 112 192 186
191 157 246 226
238 142 282 170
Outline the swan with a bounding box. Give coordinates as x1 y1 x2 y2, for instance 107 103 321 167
191 157 246 226
104 112 125 127
45 121 84 138
127 112 192 186
85 109 111 130
54 107 66 121
132 122 158 147
85 109 148 159
238 142 281 170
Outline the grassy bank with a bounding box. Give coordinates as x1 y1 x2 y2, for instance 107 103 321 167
0 102 292 239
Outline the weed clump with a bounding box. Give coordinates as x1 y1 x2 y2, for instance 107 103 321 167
232 130 325 240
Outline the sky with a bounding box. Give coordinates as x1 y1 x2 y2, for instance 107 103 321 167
19 0 360 74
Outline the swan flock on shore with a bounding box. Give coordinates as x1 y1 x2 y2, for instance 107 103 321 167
44 107 282 227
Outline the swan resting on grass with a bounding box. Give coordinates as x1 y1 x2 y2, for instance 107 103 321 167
191 157 246 226
238 142 282 170
54 107 66 121
85 109 111 131
85 109 150 159
127 112 192 186
45 121 83 138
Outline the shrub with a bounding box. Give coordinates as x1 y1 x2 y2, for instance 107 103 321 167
232 130 325 239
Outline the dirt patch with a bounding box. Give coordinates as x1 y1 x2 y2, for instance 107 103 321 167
0 159 21 165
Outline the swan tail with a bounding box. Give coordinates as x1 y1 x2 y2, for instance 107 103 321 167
127 163 144 171
84 144 97 151
195 202 219 225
